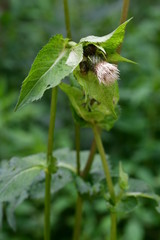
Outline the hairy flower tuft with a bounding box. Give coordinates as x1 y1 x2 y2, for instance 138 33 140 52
94 61 119 85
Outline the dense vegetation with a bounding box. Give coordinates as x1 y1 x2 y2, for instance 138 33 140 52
0 0 160 239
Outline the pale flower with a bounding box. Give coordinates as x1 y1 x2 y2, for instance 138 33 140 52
94 61 119 85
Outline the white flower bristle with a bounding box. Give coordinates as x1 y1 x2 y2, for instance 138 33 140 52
94 61 119 85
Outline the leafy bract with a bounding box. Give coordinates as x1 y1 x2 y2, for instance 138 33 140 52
60 81 118 131
15 35 83 110
107 52 136 64
0 154 46 202
80 18 132 53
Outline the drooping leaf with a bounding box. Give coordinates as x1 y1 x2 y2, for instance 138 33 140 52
0 154 46 202
15 35 83 110
6 202 16 231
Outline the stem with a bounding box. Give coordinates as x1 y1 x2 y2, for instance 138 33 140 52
75 123 80 175
120 0 130 24
44 87 58 240
63 1 83 239
63 0 72 39
117 0 130 54
72 195 83 240
92 124 116 203
81 139 96 178
110 212 117 240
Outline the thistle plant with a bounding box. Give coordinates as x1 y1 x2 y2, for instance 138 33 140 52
0 1 159 240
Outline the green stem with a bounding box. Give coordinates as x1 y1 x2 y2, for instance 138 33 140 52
81 139 96 178
63 1 83 239
72 195 83 240
92 124 116 203
110 212 117 240
63 0 72 39
44 87 58 240
117 0 130 53
75 123 80 175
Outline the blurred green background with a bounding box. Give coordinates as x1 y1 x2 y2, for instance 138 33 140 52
0 0 160 239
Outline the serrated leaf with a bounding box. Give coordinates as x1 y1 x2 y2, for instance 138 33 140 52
0 154 46 202
15 35 83 110
80 18 132 53
126 178 160 213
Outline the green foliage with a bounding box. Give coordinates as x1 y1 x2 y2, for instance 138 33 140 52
80 18 132 53
1 0 160 239
15 35 83 110
0 154 46 202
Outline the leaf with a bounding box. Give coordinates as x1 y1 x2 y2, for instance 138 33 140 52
115 197 138 214
119 162 129 190
125 178 160 213
60 82 118 131
15 35 83 110
80 18 132 53
66 44 83 67
107 52 137 64
6 202 16 231
0 154 46 202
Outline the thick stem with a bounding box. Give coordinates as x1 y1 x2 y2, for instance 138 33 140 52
63 0 72 39
44 87 58 240
92 124 116 203
72 195 83 240
110 212 117 240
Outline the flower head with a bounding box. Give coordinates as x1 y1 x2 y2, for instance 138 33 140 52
94 61 119 85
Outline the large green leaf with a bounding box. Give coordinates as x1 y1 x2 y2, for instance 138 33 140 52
15 35 83 110
80 18 132 53
0 154 46 202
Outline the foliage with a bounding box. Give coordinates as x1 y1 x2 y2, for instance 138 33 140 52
0 0 160 239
